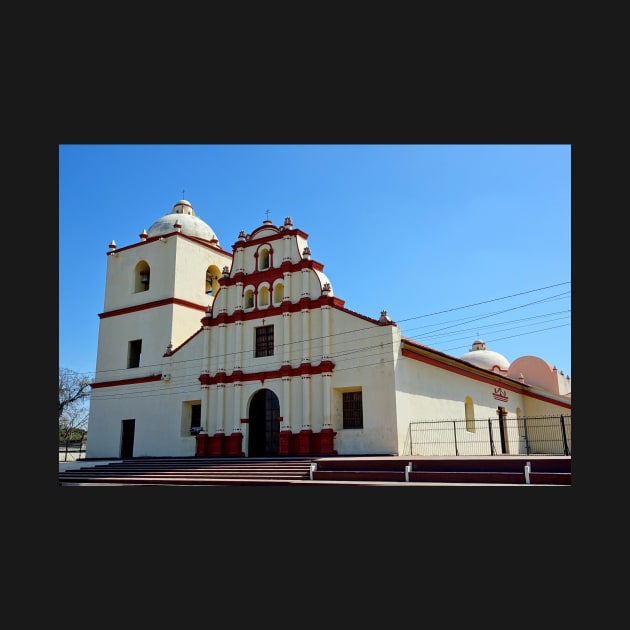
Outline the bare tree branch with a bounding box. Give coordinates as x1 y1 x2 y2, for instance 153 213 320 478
59 368 91 439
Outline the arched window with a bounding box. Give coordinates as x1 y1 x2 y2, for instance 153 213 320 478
465 396 475 432
206 270 215 295
135 262 151 293
205 265 220 296
259 247 270 270
244 289 255 310
273 282 284 305
258 285 270 307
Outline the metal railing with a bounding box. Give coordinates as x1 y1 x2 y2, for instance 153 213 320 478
403 414 571 457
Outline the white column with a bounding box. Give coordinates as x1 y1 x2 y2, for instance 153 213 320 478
218 322 227 373
235 244 245 274
301 309 310 364
283 230 293 263
215 322 227 433
282 376 291 430
209 384 218 431
321 302 332 428
202 379 211 431
235 281 244 311
301 267 310 300
232 381 242 432
201 311 212 431
282 311 291 366
283 271 292 305
233 320 243 371
322 372 332 429
215 384 225 433
301 374 311 429
232 320 244 434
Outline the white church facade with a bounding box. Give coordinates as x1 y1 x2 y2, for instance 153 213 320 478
86 199 571 460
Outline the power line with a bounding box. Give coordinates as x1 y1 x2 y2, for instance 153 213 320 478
68 282 571 381
396 281 570 323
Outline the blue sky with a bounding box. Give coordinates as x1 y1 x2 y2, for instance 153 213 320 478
59 144 571 382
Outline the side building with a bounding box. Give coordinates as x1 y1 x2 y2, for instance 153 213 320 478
86 199 571 459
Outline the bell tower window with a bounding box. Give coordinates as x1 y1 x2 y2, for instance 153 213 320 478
135 262 151 293
259 247 270 270
205 265 221 296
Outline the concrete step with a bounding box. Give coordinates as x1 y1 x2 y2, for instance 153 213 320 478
59 455 571 486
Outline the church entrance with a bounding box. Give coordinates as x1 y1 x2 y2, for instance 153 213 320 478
248 389 280 457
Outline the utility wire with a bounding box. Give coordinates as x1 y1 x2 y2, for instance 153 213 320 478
73 282 571 381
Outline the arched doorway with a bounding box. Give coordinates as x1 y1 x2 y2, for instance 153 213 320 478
248 389 280 457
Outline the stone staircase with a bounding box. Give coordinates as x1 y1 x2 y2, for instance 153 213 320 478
58 457 315 486
59 455 570 486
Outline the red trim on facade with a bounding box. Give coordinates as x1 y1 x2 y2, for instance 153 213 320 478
91 375 162 388
107 231 232 257
201 296 388 328
200 360 336 386
231 226 309 251
217 258 325 293
99 297 206 319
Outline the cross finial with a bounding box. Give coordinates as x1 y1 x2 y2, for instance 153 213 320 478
265 209 270 220
182 189 185 199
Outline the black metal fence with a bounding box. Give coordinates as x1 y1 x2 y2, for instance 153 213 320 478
404 414 571 457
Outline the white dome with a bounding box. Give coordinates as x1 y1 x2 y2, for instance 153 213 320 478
147 200 219 244
460 339 510 372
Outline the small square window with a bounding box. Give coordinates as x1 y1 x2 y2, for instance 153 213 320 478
255 325 274 357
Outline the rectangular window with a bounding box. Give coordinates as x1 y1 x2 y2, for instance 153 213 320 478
190 403 202 435
191 404 201 429
128 339 142 368
182 401 202 436
255 324 274 357
343 391 363 429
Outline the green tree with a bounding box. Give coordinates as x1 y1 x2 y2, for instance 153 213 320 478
59 368 91 458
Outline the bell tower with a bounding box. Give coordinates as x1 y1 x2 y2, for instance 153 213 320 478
93 199 233 382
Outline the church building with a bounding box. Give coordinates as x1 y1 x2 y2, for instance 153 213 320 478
86 199 571 459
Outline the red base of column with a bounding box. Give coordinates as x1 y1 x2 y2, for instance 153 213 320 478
319 428 337 455
207 433 225 456
195 433 209 456
296 429 312 455
224 432 244 456
279 430 292 456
